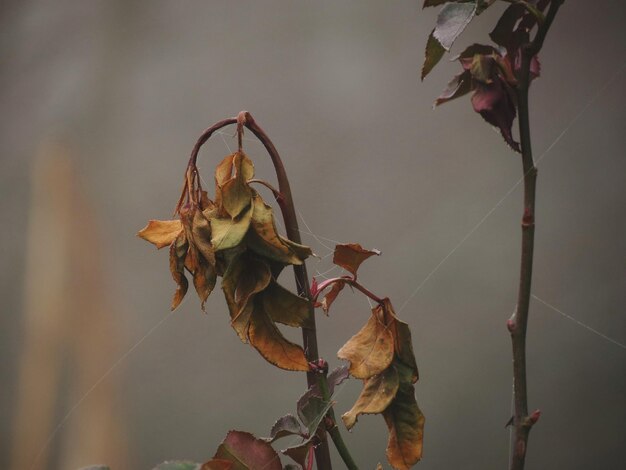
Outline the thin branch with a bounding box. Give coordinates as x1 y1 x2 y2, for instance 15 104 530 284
508 2 563 469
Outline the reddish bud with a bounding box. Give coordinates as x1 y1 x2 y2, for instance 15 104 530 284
507 318 515 332
308 358 328 374
530 409 542 424
522 207 534 226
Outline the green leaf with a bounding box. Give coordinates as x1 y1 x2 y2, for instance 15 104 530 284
490 4 527 48
213 431 282 470
342 366 400 430
433 2 477 51
267 414 307 442
297 393 334 437
421 29 446 79
282 442 314 467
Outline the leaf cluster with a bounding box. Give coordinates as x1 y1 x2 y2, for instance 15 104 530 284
422 0 551 151
138 151 313 371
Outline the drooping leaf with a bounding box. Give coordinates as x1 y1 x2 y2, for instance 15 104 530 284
333 243 381 277
337 307 395 379
471 78 520 152
327 365 351 394
432 2 477 52
221 255 271 341
220 153 254 219
192 254 217 311
248 303 310 371
213 431 282 470
267 414 307 443
421 29 445 80
262 281 313 328
434 70 472 107
247 195 308 265
321 281 345 315
192 209 216 265
342 366 400 430
380 299 419 383
169 231 189 310
138 219 183 249
211 205 253 252
383 383 425 469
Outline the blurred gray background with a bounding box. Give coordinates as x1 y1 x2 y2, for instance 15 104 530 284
1 1 625 469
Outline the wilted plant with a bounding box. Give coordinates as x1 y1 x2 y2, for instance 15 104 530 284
138 112 424 469
421 1 564 469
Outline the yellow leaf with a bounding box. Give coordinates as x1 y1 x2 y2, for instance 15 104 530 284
337 307 394 379
138 219 183 249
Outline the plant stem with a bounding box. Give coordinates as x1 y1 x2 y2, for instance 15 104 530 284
241 112 334 469
508 3 562 469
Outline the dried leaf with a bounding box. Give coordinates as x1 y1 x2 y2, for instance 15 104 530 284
211 205 253 251
221 255 271 341
153 462 202 470
138 219 183 249
216 152 254 219
213 431 281 470
380 299 419 383
342 366 400 430
169 231 189 310
201 461 233 470
248 304 310 371
383 383 425 469
266 414 307 443
193 255 217 311
192 209 216 266
262 281 312 328
333 243 380 277
247 195 309 265
337 307 394 379
422 29 445 80
321 281 345 315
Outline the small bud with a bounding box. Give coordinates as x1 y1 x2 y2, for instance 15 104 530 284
308 358 328 374
530 409 541 424
522 207 534 226
507 318 515 332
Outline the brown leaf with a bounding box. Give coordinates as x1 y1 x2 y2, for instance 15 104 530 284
248 303 310 371
191 209 216 266
213 430 282 470
247 195 310 265
321 281 345 315
342 365 400 430
262 281 312 328
333 243 380 277
138 219 183 249
193 255 217 311
383 383 425 469
216 152 254 219
221 255 271 342
337 306 394 379
169 231 189 310
380 299 419 383
211 205 253 252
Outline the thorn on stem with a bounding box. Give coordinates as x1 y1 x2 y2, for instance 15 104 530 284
529 409 541 424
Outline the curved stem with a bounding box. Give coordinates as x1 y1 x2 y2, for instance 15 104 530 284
315 276 384 306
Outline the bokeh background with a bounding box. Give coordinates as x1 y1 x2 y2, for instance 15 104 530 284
1 1 624 469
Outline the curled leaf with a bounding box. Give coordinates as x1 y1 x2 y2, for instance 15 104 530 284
211 205 254 252
321 281 345 314
169 231 189 310
138 219 183 249
333 243 380 277
262 281 312 328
